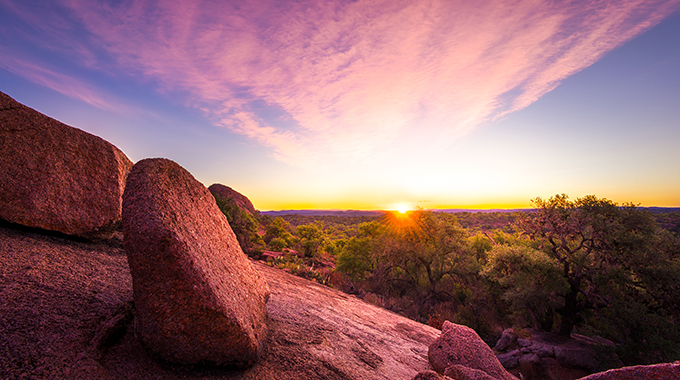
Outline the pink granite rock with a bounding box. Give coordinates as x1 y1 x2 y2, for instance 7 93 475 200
122 158 269 367
444 364 498 380
412 370 452 380
0 91 132 239
429 321 517 379
208 183 257 215
577 362 680 380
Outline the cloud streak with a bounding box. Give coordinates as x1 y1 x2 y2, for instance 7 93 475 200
3 0 679 169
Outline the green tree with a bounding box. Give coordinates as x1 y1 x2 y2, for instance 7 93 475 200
295 222 327 258
263 217 295 249
337 221 385 284
482 245 567 331
372 211 478 319
513 194 680 343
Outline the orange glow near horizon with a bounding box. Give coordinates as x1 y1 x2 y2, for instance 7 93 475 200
394 204 410 213
2 1 679 213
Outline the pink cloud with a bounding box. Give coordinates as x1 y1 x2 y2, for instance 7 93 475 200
4 0 679 168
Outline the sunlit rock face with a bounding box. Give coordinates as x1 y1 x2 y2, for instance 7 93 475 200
122 158 269 367
0 91 132 239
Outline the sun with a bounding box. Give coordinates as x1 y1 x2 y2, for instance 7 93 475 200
395 203 410 214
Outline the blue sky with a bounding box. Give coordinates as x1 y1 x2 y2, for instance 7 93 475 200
1 0 679 210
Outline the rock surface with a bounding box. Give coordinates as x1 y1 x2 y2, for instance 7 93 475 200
577 362 680 379
122 158 270 367
0 223 439 379
444 364 498 380
494 328 623 379
412 370 452 380
209 183 257 215
429 321 517 380
0 91 132 239
0 224 133 379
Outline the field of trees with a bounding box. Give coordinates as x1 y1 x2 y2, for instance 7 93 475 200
214 193 680 366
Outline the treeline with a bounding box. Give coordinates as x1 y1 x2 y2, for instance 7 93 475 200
215 194 680 366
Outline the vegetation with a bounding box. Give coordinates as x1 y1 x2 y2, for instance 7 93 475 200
213 194 265 255
215 194 680 365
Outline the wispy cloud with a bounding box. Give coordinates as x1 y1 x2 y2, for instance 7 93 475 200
0 49 132 114
3 0 679 168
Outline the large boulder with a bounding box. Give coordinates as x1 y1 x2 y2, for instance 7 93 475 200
577 362 680 379
429 321 517 380
122 158 270 367
0 91 132 239
208 183 257 215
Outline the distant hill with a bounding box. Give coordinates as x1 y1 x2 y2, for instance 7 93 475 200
435 208 534 214
263 210 385 217
263 208 532 217
644 207 680 213
263 207 679 217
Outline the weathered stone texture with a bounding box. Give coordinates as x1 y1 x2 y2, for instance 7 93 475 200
577 362 680 379
122 158 269 367
429 321 518 380
0 91 132 239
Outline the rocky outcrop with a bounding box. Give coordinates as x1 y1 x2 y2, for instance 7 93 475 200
0 223 439 379
0 91 132 239
494 328 623 378
429 321 518 380
209 183 257 215
3 221 678 380
577 362 680 379
122 158 270 367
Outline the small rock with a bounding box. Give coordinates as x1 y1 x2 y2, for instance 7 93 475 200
0 91 132 239
494 329 518 351
122 158 270 367
428 321 518 379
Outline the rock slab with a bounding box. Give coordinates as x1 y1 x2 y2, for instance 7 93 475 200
122 158 270 367
429 321 518 380
0 91 132 239
577 362 680 379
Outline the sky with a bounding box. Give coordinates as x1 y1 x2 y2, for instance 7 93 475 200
1 0 679 211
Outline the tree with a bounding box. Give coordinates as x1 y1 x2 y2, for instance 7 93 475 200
513 194 680 341
263 217 295 249
292 222 327 258
482 245 567 331
363 211 477 320
337 221 384 284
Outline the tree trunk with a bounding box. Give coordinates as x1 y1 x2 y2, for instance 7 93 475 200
557 311 576 337
557 279 581 336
